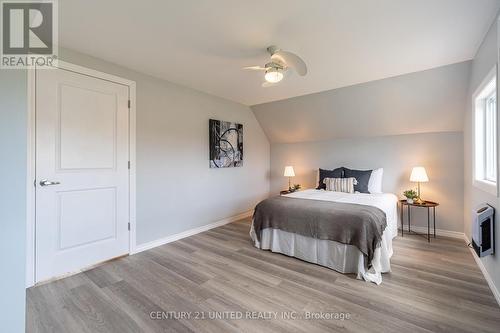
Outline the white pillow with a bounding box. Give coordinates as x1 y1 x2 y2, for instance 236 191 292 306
368 168 383 193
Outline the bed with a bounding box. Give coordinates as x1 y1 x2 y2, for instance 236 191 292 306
250 189 398 285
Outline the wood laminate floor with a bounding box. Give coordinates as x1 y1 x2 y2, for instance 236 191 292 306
27 218 500 333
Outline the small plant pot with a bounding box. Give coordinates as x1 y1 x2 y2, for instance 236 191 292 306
406 198 414 204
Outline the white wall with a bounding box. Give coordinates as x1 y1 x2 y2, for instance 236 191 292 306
0 70 27 332
464 15 500 297
252 62 470 234
59 48 270 245
270 132 464 232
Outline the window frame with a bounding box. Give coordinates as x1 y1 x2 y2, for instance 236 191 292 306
472 66 498 196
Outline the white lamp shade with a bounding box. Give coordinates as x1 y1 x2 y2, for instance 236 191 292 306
284 166 295 177
265 69 284 83
410 167 429 182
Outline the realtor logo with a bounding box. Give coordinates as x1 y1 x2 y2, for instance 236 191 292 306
1 0 58 68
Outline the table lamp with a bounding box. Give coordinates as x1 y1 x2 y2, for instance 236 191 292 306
284 166 295 191
410 166 429 204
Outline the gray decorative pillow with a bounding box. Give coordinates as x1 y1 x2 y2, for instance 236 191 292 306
317 167 344 189
343 168 372 193
324 177 358 194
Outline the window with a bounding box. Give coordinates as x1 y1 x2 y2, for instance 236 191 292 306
473 67 497 195
484 90 497 182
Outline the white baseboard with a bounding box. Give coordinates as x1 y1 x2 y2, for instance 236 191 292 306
398 226 465 239
131 210 253 254
463 236 500 307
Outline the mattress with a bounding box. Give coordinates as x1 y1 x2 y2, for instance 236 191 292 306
250 189 398 284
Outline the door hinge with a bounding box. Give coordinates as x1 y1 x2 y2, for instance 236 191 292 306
128 161 131 169
128 222 131 231
128 100 131 109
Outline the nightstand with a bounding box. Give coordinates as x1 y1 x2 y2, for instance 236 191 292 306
399 200 439 242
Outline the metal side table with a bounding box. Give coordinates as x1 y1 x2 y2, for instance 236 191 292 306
399 199 439 242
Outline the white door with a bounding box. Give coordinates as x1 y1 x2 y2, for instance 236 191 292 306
35 67 130 283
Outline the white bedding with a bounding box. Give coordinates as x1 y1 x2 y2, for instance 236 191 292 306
250 189 398 284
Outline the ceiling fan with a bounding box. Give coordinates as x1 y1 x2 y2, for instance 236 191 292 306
243 46 307 87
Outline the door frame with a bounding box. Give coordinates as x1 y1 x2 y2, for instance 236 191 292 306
26 61 137 287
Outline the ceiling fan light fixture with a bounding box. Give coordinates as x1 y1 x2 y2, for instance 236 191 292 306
264 68 283 83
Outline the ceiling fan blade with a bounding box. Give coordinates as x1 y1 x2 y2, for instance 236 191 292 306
271 51 307 76
242 66 267 71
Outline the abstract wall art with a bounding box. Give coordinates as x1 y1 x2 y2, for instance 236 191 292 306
209 119 243 168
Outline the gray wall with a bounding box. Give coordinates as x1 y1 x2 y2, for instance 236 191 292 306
59 48 270 245
0 71 27 332
464 16 500 297
252 62 470 234
252 61 470 143
270 132 464 232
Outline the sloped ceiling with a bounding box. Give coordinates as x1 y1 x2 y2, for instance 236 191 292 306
251 61 471 143
59 0 499 105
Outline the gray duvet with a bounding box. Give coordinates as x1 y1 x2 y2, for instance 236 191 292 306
252 195 387 265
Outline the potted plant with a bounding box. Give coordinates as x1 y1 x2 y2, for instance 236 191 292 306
403 189 417 204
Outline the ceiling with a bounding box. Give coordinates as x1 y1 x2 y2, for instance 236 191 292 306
59 0 500 106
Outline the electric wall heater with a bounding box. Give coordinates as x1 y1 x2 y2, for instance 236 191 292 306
472 204 494 257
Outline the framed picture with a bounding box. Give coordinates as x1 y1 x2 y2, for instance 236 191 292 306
209 119 243 168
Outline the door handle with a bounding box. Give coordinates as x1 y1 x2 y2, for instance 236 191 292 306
39 179 61 187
